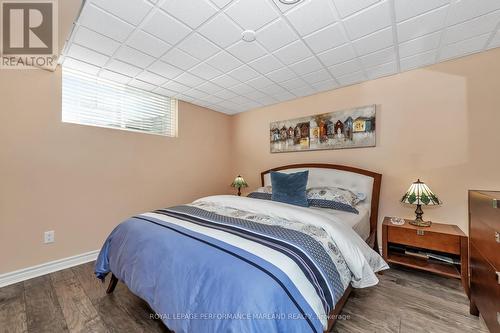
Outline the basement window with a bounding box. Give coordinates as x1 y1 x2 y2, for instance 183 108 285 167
62 68 178 137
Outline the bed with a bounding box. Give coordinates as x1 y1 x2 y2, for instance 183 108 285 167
95 163 387 333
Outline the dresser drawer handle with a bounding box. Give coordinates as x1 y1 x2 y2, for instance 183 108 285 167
496 231 500 243
494 199 498 209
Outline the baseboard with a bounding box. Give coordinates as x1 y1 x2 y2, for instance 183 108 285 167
0 250 99 288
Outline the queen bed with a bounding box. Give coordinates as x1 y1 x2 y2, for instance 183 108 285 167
95 163 387 333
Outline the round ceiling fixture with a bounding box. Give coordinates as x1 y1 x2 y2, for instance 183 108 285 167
279 0 301 4
241 30 256 42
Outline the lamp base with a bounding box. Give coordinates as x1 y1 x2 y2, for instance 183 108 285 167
409 204 431 227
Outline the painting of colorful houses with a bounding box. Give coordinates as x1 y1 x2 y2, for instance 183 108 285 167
270 105 376 153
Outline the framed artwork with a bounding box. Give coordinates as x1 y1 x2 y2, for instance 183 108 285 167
270 105 376 153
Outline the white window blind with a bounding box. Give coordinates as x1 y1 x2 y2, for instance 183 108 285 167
62 68 178 137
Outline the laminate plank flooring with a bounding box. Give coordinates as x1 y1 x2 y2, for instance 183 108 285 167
0 262 488 333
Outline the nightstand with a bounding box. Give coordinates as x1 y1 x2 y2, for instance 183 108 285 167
382 217 469 296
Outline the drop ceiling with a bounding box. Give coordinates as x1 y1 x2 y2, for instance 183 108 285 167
61 0 500 114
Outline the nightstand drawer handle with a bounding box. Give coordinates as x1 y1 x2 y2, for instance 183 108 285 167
416 230 425 236
497 272 500 285
496 231 500 243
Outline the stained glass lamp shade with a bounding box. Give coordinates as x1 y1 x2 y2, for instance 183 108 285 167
401 179 441 227
231 175 248 196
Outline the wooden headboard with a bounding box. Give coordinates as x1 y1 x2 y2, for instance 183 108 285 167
261 163 382 250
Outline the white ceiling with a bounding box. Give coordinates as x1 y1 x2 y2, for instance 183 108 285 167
61 0 500 114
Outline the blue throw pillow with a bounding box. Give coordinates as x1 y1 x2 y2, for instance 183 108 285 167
270 171 309 207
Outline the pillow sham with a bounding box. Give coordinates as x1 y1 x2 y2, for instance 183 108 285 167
270 171 309 207
306 187 359 214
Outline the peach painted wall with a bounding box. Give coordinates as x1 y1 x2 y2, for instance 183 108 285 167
0 67 233 274
231 48 500 244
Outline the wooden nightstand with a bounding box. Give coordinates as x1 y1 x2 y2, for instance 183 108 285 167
382 217 469 296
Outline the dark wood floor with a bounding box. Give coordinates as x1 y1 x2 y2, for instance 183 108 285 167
0 262 487 333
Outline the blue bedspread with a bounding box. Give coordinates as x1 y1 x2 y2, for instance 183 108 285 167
95 198 360 333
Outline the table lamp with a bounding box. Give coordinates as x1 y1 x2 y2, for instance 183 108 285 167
231 175 248 196
401 179 441 227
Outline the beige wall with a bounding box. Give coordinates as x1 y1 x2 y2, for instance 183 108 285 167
232 48 500 243
0 68 233 274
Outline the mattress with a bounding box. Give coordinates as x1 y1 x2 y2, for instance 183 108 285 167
310 202 371 240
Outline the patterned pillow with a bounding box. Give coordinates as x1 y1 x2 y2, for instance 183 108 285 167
306 187 360 214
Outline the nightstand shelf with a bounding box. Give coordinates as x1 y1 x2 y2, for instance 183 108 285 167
382 217 469 296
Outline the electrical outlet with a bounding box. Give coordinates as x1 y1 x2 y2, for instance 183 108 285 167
44 230 55 244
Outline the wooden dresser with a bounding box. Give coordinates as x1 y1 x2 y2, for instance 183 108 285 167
469 190 500 333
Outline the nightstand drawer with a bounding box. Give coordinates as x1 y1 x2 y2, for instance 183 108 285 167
388 226 461 255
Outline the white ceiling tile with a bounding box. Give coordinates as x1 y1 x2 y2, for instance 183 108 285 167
185 89 211 100
311 79 338 92
127 31 171 58
317 44 356 66
246 76 275 89
105 59 142 77
90 0 153 25
394 0 449 23
359 46 395 67
196 81 224 94
211 74 241 87
210 0 233 9
229 83 255 94
365 61 397 79
267 67 296 82
63 58 101 75
288 56 323 75
79 5 134 42
337 71 366 86
177 33 221 60
274 91 296 101
161 0 217 29
227 40 267 62
206 51 243 72
128 79 156 91
398 31 441 58
343 1 391 40
198 13 242 48
225 0 279 30
99 69 132 84
289 85 316 97
273 41 312 65
400 50 436 71
447 0 500 26
162 80 192 93
302 69 332 84
328 59 362 77
213 89 238 99
245 89 268 100
264 84 288 95
286 0 337 36
488 30 500 49
228 65 260 81
397 5 449 42
257 19 298 52
352 27 393 56
67 44 109 66
271 0 303 13
149 61 184 79
189 62 223 80
73 27 120 56
161 48 199 70
440 33 490 60
115 46 156 68
280 77 308 90
303 24 347 53
442 11 500 45
333 0 380 18
248 54 282 74
175 73 206 88
153 86 178 98
136 71 169 85
142 10 191 45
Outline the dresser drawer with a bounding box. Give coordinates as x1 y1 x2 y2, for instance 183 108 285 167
388 226 461 255
470 191 500 232
470 243 500 333
470 215 500 270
